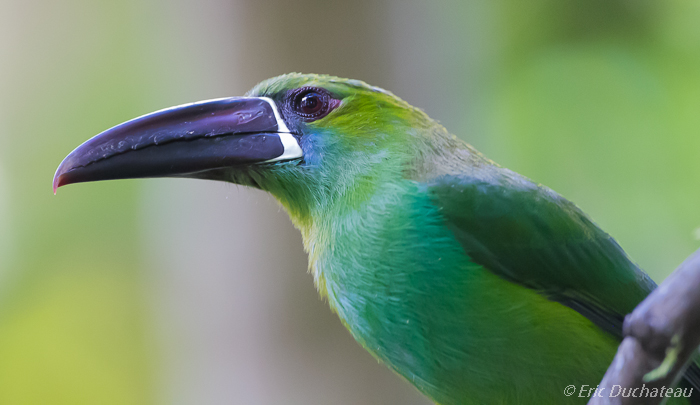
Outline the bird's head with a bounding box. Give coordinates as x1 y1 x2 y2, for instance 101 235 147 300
54 73 448 225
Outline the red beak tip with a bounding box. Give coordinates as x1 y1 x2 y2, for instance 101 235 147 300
52 174 63 194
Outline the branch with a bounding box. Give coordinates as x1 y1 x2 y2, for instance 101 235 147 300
589 248 700 405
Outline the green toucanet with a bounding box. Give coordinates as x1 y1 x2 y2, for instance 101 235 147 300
54 73 700 404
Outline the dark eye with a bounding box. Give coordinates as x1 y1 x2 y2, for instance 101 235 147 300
299 92 323 115
289 87 338 121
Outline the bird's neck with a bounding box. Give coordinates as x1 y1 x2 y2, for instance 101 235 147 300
269 163 411 299
294 177 423 311
257 127 490 298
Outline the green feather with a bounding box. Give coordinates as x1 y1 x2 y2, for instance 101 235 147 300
241 73 697 404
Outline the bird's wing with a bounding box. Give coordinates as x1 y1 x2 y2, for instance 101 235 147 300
425 171 656 337
426 170 700 399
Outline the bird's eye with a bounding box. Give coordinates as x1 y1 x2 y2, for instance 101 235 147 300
299 92 323 115
289 87 337 121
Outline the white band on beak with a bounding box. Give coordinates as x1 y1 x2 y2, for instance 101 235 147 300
262 97 303 163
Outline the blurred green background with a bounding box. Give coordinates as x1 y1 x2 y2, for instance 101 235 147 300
1 0 699 404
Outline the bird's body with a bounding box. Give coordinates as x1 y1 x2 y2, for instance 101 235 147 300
294 175 620 404
55 73 698 404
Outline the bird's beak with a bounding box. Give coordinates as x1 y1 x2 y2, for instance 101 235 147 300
53 97 302 193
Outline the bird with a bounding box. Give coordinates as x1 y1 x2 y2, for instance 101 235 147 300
53 73 700 404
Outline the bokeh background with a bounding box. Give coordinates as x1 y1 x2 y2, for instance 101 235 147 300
1 1 700 404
